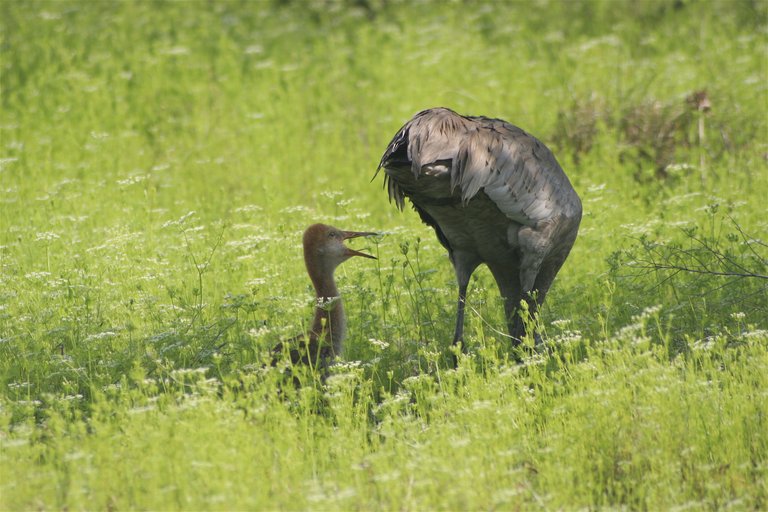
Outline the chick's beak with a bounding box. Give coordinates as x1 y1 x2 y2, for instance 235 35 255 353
342 230 378 259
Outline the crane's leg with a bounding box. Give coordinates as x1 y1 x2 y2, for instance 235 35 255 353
488 264 525 344
530 232 579 310
453 281 469 346
516 218 580 345
450 252 481 351
512 223 559 349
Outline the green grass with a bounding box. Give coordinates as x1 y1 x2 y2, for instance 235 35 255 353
1 0 767 509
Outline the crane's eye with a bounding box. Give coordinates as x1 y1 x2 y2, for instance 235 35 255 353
328 231 338 238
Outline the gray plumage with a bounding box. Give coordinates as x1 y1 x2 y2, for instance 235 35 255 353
376 107 582 354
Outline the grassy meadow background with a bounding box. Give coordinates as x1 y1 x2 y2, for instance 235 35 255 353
1 0 767 509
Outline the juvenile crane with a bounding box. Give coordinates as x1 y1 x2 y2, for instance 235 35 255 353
376 107 582 354
273 224 376 367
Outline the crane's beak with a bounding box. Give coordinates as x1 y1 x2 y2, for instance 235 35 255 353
342 230 378 259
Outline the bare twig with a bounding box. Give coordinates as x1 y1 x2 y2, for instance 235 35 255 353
628 262 768 281
623 216 768 284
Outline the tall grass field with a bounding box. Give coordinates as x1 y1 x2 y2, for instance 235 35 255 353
2 1 767 509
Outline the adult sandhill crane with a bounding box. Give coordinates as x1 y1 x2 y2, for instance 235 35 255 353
376 107 581 356
272 223 376 367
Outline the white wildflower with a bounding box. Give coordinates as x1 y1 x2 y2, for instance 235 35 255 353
35 232 60 242
24 271 51 280
369 338 390 350
85 331 118 342
161 46 190 56
234 204 263 213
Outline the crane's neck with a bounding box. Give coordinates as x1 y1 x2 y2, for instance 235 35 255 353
307 262 346 357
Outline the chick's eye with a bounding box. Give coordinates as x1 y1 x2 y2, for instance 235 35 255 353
328 232 337 238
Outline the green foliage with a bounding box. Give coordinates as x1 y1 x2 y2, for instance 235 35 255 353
1 0 766 509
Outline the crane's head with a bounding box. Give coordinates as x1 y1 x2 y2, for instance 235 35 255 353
303 224 377 273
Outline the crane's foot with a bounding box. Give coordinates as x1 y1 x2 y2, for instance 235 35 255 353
509 334 534 364
510 345 526 364
448 341 465 369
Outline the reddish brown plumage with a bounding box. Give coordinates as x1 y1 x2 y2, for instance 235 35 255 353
272 224 376 367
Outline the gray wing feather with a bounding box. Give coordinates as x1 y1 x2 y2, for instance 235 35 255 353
378 108 579 223
408 110 466 178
